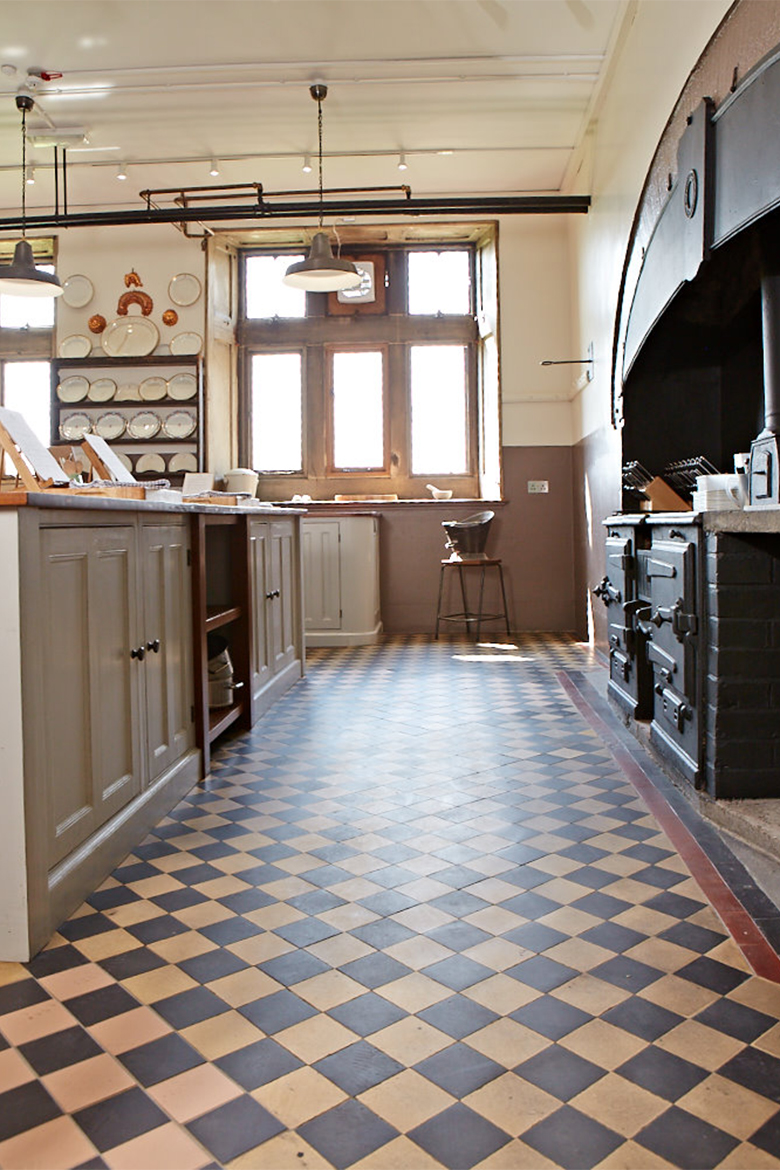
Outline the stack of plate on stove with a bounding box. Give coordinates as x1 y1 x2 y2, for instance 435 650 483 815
691 473 746 511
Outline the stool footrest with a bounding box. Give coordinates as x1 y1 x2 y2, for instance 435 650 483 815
435 558 511 641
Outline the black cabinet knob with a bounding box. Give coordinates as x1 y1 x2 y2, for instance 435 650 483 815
130 646 146 661
146 639 161 653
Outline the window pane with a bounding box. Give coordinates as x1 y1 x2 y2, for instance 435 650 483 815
408 251 471 316
4 361 51 448
245 255 306 319
332 351 384 470
0 267 56 329
411 345 468 475
251 353 302 472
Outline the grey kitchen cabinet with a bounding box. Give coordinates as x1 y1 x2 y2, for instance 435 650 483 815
18 508 199 956
301 515 382 646
248 516 304 723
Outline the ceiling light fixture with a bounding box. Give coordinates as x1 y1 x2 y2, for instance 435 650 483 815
209 159 220 177
397 152 408 171
302 154 312 174
0 94 62 298
116 163 127 181
25 164 35 185
284 84 360 292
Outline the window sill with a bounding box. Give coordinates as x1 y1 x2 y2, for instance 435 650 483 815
265 497 506 511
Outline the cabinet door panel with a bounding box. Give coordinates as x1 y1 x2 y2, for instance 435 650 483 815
248 521 271 710
302 520 341 630
88 530 143 823
270 520 298 673
40 527 141 865
142 525 195 785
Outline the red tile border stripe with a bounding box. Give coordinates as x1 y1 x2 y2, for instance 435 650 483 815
557 671 780 984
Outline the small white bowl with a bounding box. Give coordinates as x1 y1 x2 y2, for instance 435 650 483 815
427 484 453 500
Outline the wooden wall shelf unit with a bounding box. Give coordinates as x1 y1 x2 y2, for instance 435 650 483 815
52 355 204 483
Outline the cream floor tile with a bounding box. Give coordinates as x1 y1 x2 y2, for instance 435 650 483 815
171 902 236 930
464 973 542 1014
148 932 217 963
103 1121 212 1170
653 1019 745 1070
228 1131 334 1169
42 1053 135 1112
119 874 185 900
0 1114 98 1170
570 1072 668 1137
755 1022 780 1058
273 1014 357 1063
88 1005 171 1054
0 1046 36 1091
180 1009 264 1060
383 937 453 970
465 1019 549 1068
317 904 382 931
637 974 721 1017
377 973 452 1013
538 906 602 937
559 1018 647 1070
38 962 115 1001
368 1017 452 1064
729 977 780 1017
622 937 697 974
550 973 629 1015
351 1134 445 1169
715 1143 780 1168
0 999 79 1046
542 937 613 973
472 1137 559 1169
462 938 531 971
294 969 368 1010
0 963 27 988
228 933 296 964
463 906 527 936
464 1070 558 1132
307 934 374 967
390 906 454 933
103 901 167 928
72 930 144 963
357 1069 455 1131
594 1139 676 1169
677 1072 779 1140
323 878 385 903
147 1062 243 1123
207 967 283 1007
251 1066 348 1128
123 965 198 1004
194 875 258 900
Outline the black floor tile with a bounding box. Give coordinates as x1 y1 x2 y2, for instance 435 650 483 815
258 951 330 987
579 922 647 954
125 915 190 944
0 978 50 1015
426 921 492 952
676 956 751 995
408 1103 510 1168
617 1045 708 1101
327 992 407 1037
19 1026 103 1076
502 922 568 953
314 1041 404 1095
216 1038 303 1090
421 955 493 992
274 917 341 947
0 1081 61 1142
515 1046 606 1100
341 953 414 989
187 1095 285 1164
747 1107 780 1157
416 1043 504 1097
590 955 664 992
151 986 229 1029
511 996 592 1040
695 998 777 1043
64 984 139 1026
74 1086 168 1152
522 1105 623 1170
298 1099 399 1170
239 989 318 1034
199 918 263 945
118 1032 204 1086
659 921 728 954
643 891 705 920
178 948 249 984
601 997 685 1041
418 994 500 1040
351 920 415 949
505 956 578 992
719 1047 780 1104
635 1105 739 1169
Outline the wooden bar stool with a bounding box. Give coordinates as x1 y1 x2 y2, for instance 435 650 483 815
435 556 511 640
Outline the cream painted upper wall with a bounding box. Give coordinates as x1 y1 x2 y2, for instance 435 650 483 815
56 225 205 355
498 215 574 446
568 0 732 445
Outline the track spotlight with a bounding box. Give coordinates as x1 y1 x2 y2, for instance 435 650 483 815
397 152 408 171
116 163 127 181
302 154 312 174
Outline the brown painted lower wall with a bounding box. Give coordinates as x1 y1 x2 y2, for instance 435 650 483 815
573 425 623 649
375 446 578 634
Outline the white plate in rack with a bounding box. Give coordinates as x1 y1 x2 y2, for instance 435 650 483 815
167 372 197 400
163 409 197 439
136 452 166 474
58 376 89 403
88 378 117 402
169 451 198 474
127 410 161 439
170 331 202 356
139 376 168 401
59 334 92 358
60 412 92 440
102 316 159 358
95 411 126 440
61 274 94 309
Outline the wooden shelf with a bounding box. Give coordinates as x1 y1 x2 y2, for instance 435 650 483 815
208 701 245 741
206 605 242 632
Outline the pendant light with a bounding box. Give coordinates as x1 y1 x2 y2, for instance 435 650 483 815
0 95 62 298
284 85 361 292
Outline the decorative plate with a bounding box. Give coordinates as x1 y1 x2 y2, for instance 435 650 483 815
117 452 134 473
101 316 159 357
167 372 197 400
168 273 201 306
87 378 117 402
59 334 92 358
60 412 92 441
95 411 126 440
57 375 89 403
139 376 168 401
127 410 161 439
168 451 198 473
170 331 202 356
61 274 94 309
136 452 166 474
163 409 197 439
116 383 141 401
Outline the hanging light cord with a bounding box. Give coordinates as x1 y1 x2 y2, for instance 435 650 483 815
316 90 324 230
20 103 27 239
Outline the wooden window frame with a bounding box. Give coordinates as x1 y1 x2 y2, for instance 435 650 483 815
238 243 481 501
325 343 390 476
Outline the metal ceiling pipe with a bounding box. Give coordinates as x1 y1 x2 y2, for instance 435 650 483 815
0 193 590 233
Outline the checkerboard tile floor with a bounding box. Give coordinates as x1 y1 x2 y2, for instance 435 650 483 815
2 635 780 1169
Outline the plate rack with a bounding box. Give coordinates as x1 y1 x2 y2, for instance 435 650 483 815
51 354 204 483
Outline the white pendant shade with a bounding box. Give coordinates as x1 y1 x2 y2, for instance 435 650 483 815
284 232 361 292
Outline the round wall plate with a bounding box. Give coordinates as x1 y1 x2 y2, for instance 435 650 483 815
127 410 161 439
61 274 94 308
59 334 92 358
87 378 117 402
102 316 159 357
170 331 202 356
168 273 201 306
58 376 89 403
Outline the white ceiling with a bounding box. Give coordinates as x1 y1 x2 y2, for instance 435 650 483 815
0 0 626 225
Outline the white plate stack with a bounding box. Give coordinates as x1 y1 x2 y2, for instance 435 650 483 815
691 473 747 511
